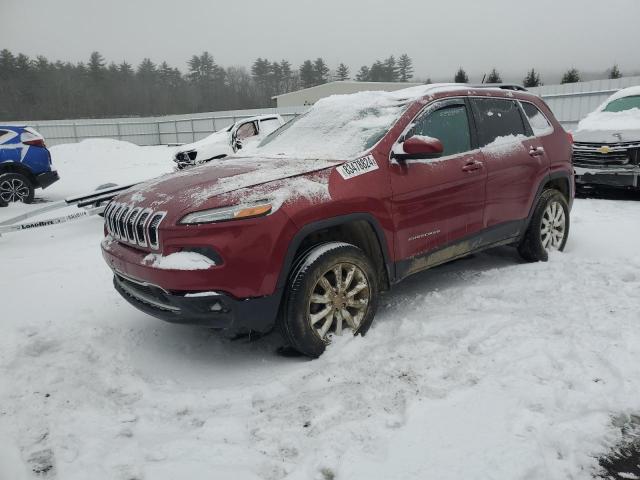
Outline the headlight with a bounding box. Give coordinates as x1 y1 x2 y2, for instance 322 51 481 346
179 201 273 225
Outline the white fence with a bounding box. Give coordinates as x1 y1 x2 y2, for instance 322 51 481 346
8 76 640 146
19 107 309 147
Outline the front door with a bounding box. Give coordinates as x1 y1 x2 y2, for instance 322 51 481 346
389 98 487 268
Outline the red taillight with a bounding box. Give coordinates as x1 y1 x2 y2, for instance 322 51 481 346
567 132 574 143
23 138 46 147
21 128 46 147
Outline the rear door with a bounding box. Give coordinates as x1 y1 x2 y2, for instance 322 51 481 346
469 97 548 228
389 98 487 263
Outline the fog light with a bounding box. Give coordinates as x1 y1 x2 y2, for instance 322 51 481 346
210 302 223 312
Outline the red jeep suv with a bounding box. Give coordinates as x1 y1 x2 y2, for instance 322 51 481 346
101 84 573 357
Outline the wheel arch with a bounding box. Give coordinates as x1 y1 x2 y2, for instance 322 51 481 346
524 171 573 231
0 162 37 185
277 213 394 292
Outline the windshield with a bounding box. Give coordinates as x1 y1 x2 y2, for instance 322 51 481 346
603 95 640 113
254 91 411 159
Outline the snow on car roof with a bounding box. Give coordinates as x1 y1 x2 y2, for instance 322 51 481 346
599 85 640 109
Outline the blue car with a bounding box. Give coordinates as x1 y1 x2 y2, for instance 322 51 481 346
0 126 59 204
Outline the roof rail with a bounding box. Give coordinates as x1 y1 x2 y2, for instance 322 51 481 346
469 84 528 92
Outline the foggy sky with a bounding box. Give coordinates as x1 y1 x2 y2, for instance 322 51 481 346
3 0 639 82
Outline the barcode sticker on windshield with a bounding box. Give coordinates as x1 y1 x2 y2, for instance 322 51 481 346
337 155 379 180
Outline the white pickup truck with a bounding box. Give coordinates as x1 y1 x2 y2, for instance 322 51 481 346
173 114 285 170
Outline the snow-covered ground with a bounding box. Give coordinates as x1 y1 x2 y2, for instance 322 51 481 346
1 140 640 480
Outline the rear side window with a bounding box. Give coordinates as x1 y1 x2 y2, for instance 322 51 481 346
0 130 12 144
470 98 526 147
409 101 472 157
521 102 553 136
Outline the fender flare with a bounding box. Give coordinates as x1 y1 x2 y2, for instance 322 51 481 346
525 171 573 229
0 161 36 184
276 213 394 289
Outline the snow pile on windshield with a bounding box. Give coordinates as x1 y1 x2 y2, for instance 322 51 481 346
578 86 640 132
143 251 216 270
253 85 462 160
578 108 640 132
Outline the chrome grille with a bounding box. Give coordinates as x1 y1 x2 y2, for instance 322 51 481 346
104 202 166 250
147 213 166 249
573 141 640 168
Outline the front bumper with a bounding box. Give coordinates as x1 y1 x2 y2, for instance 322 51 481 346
35 170 60 189
113 271 282 332
574 166 639 188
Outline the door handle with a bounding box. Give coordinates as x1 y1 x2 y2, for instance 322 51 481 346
462 161 483 172
529 147 545 157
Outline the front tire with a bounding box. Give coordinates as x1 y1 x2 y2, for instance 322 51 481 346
0 173 35 204
280 242 379 358
518 189 569 262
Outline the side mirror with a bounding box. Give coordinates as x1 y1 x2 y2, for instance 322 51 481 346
393 135 444 161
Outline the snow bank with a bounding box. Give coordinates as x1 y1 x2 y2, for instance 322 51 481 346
143 251 216 270
1 198 640 479
47 139 175 200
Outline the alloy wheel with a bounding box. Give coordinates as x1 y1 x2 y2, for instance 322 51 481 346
307 262 370 341
540 201 566 250
0 178 30 203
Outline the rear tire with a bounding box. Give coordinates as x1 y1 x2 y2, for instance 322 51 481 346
518 189 569 262
0 173 35 204
279 242 379 358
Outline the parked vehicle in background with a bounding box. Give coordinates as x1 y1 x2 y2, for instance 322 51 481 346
0 126 59 204
102 84 573 357
572 86 640 191
173 115 285 170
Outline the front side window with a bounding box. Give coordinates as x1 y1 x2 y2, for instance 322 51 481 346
470 98 527 147
521 102 553 136
258 118 282 137
236 122 257 140
409 101 472 157
603 95 640 113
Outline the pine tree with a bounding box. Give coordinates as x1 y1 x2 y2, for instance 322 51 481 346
336 63 350 81
398 54 414 82
88 51 105 78
299 60 316 88
383 55 399 82
609 64 622 79
356 66 370 82
523 68 542 87
280 59 293 91
454 67 469 83
561 68 580 84
369 61 386 82
313 57 329 85
486 68 502 83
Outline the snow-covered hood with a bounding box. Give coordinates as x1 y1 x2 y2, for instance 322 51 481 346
575 109 640 143
175 130 232 160
116 156 337 219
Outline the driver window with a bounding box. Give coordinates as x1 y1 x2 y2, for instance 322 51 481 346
409 103 472 157
236 122 257 140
